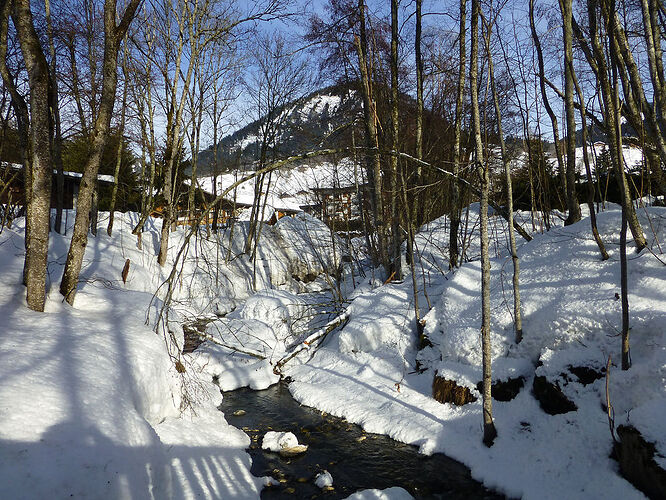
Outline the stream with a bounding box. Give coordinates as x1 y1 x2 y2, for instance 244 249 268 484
219 382 504 499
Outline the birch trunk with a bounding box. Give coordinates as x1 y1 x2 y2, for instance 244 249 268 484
450 0 466 269
471 0 497 446
481 11 523 344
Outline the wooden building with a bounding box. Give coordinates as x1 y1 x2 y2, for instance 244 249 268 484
1 162 114 210
310 184 369 225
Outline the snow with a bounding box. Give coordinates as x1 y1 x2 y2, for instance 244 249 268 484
575 143 644 175
299 93 342 120
195 156 363 215
0 207 346 498
0 212 268 499
261 431 299 451
1 190 664 499
315 470 333 488
260 431 307 454
283 204 665 499
343 487 414 500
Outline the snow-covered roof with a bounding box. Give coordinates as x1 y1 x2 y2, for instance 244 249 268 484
195 157 363 214
1 162 114 183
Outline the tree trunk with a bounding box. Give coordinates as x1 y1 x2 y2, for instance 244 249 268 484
573 65 609 260
11 0 53 312
620 203 630 369
560 0 581 225
587 0 646 251
60 0 142 303
450 0 466 270
157 1 199 267
355 0 387 272
530 0 567 210
389 0 401 279
45 0 64 234
482 11 523 344
90 180 98 236
471 0 497 446
414 0 423 227
107 38 129 237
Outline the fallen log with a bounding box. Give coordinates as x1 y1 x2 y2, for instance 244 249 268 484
274 310 350 374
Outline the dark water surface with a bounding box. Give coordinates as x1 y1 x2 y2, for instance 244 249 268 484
219 382 504 499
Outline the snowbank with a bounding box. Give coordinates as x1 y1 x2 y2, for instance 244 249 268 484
0 212 268 499
286 205 666 499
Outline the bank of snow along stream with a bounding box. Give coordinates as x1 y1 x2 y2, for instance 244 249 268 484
218 381 502 499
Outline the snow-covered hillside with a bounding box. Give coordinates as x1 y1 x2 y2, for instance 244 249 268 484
197 85 360 173
1 200 664 499
285 204 666 499
195 156 361 215
0 210 346 499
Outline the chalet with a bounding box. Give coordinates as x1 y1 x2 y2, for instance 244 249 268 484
310 184 369 225
1 162 114 211
179 175 303 227
169 197 254 227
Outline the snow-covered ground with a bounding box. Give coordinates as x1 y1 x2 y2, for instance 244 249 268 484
0 210 342 499
1 198 664 499
283 204 666 499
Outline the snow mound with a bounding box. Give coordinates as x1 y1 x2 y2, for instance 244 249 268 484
287 205 665 499
261 431 308 455
343 487 413 499
315 470 333 488
0 211 265 499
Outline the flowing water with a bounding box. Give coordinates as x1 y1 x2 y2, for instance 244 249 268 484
219 382 504 499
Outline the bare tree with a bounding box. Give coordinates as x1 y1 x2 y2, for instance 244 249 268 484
60 0 142 304
106 36 129 236
449 0 466 269
44 0 64 234
243 34 306 253
583 0 646 251
388 0 400 278
481 6 522 344
1 0 53 312
560 0 581 225
355 0 387 272
529 0 567 211
471 0 496 446
573 66 608 260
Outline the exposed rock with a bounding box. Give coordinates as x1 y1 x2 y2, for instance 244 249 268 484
614 425 666 500
182 317 215 353
568 365 604 385
278 444 309 457
432 375 477 406
475 376 525 402
292 272 319 283
532 375 577 415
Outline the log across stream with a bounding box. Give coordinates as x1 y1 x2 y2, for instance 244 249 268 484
219 382 504 499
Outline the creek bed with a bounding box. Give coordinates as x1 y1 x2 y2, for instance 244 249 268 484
219 382 503 499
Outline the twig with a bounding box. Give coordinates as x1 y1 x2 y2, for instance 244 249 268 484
606 355 617 443
194 330 267 360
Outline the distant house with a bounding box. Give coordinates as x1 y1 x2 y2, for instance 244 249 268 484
168 197 254 227
310 184 369 226
267 206 301 225
1 162 114 210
